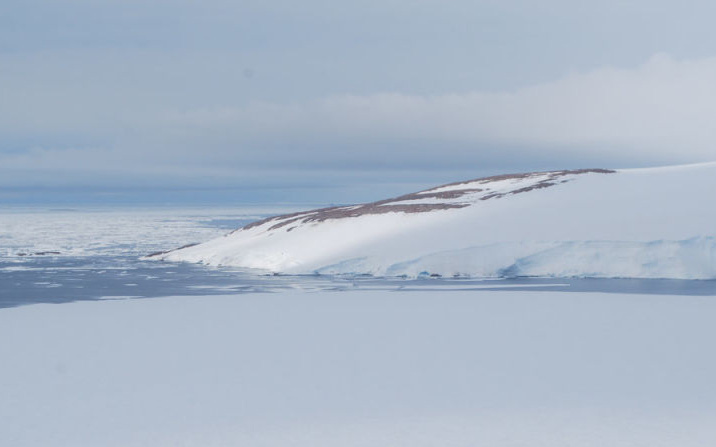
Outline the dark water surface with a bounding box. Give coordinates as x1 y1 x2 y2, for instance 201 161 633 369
2 255 715 309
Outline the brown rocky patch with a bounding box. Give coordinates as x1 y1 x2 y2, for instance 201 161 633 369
146 243 200 258
237 168 616 233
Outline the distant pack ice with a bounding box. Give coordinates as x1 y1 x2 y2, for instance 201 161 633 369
152 163 716 279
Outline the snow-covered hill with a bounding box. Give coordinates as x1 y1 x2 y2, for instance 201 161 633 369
154 163 716 279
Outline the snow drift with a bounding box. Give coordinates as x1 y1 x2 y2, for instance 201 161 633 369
154 163 716 279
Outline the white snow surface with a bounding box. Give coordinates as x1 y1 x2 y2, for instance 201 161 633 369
3 289 716 447
160 163 716 279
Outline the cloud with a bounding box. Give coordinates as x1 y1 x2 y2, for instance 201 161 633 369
2 53 716 188
150 53 716 164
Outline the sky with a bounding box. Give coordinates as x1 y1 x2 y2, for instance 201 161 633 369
2 0 716 205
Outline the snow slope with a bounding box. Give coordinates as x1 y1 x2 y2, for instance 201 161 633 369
156 163 716 279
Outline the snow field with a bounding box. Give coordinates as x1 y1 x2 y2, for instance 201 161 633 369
2 289 716 446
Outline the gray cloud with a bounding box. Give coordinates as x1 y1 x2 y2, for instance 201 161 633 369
3 1 716 195
4 53 715 187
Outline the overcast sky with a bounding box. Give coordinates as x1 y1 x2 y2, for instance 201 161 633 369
3 0 716 204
